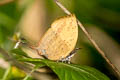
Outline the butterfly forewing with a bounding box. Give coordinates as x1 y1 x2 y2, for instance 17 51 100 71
36 14 78 60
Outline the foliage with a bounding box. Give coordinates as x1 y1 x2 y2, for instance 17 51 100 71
19 57 110 80
0 0 120 80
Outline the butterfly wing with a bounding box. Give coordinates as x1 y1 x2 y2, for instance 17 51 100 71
36 14 78 60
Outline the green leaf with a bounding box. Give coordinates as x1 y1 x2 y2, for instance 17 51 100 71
19 58 110 80
11 48 30 58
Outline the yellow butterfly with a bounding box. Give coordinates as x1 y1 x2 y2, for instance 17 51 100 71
35 14 78 61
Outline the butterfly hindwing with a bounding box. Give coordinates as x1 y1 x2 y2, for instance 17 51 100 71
36 14 78 60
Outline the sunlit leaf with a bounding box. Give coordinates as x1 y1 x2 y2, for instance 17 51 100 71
19 58 110 80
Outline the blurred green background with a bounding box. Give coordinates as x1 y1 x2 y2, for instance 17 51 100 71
0 0 120 80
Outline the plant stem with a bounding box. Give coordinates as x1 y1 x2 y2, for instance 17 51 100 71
2 65 11 80
23 67 35 80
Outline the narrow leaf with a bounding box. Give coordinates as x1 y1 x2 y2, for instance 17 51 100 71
11 48 30 58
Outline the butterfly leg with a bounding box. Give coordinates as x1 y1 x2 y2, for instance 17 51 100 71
59 56 71 64
14 38 27 49
14 40 21 49
60 48 81 64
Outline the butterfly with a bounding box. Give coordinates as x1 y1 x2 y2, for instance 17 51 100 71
34 14 78 61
